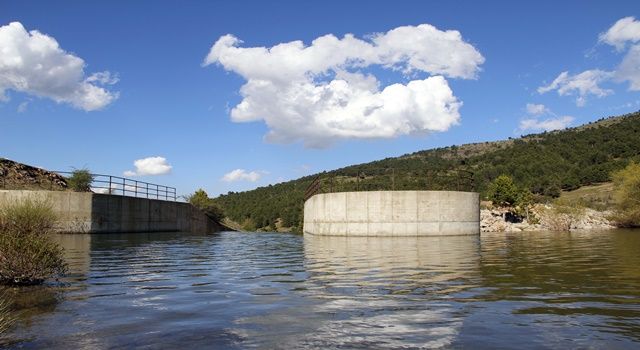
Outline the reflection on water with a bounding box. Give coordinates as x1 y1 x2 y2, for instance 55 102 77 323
1 230 639 349
298 235 481 349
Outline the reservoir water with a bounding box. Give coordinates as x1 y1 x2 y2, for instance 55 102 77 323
2 230 640 349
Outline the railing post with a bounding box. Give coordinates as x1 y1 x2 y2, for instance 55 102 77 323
156 184 159 199
122 177 126 196
146 183 149 199
135 180 138 198
109 176 112 194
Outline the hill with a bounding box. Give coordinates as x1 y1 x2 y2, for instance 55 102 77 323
0 158 67 191
215 111 640 232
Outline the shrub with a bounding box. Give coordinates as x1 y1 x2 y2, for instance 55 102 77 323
611 162 640 227
487 175 520 207
0 197 67 285
186 189 225 222
66 168 93 192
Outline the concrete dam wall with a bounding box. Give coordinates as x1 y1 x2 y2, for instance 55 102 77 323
0 190 222 234
303 191 480 236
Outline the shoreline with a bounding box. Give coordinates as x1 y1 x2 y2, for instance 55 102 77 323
481 204 615 233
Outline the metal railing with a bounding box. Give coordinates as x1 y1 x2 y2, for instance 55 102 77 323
54 171 177 201
304 168 475 201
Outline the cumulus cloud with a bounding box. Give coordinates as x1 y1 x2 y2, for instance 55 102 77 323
221 169 263 182
0 22 118 111
615 43 640 91
599 16 640 51
538 70 613 106
541 16 640 105
519 115 574 132
525 103 548 115
204 24 484 147
124 156 172 176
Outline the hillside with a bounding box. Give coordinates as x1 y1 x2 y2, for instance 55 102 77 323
0 158 67 191
214 111 640 232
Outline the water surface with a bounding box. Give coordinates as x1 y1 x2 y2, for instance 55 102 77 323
2 230 640 349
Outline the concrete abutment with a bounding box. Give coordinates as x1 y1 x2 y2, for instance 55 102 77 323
303 191 480 236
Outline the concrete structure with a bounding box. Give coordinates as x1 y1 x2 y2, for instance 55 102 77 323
0 190 223 234
303 191 479 236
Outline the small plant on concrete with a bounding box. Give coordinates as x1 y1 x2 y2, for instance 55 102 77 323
66 168 93 192
0 197 67 285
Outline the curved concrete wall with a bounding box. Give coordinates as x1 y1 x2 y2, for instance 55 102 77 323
303 191 479 236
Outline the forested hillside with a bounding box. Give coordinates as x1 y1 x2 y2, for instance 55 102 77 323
214 112 640 232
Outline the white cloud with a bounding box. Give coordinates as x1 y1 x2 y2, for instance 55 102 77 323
124 156 172 176
615 44 640 91
221 169 263 182
537 70 613 106
599 16 640 51
525 103 548 115
0 22 118 111
17 101 27 113
519 115 574 132
541 16 640 105
204 24 484 147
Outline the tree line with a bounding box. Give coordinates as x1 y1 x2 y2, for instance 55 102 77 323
213 111 640 232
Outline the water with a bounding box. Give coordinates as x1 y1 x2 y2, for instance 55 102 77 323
2 230 640 349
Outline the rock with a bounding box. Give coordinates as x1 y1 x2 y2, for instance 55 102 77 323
0 158 67 190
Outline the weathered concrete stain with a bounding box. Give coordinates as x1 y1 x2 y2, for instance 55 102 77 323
0 190 222 234
303 191 480 236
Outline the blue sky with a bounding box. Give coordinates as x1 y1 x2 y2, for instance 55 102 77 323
1 1 639 197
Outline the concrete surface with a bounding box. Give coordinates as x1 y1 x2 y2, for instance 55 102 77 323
303 191 480 236
0 190 222 234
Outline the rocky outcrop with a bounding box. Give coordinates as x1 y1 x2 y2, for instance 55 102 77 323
481 204 615 232
0 158 67 191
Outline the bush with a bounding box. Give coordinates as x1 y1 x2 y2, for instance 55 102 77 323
0 197 68 285
487 175 520 207
611 162 640 227
67 168 93 192
186 189 225 222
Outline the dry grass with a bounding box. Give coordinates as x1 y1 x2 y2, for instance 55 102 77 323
559 182 615 211
0 197 67 285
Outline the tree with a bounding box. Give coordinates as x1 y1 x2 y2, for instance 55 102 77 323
611 162 640 227
487 175 519 207
67 168 93 192
186 189 225 222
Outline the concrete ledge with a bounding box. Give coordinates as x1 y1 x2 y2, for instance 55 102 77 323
0 190 222 234
303 191 480 236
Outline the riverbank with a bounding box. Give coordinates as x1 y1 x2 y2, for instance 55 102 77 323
481 204 615 232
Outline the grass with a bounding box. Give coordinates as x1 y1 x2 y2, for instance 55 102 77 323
0 291 18 343
0 197 67 285
559 182 615 211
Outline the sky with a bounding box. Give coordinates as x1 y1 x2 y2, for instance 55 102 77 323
1 1 640 198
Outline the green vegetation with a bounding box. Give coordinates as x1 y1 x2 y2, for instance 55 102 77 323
0 197 67 285
214 112 640 232
487 175 519 206
186 189 225 222
559 182 614 211
611 162 640 227
66 168 93 192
